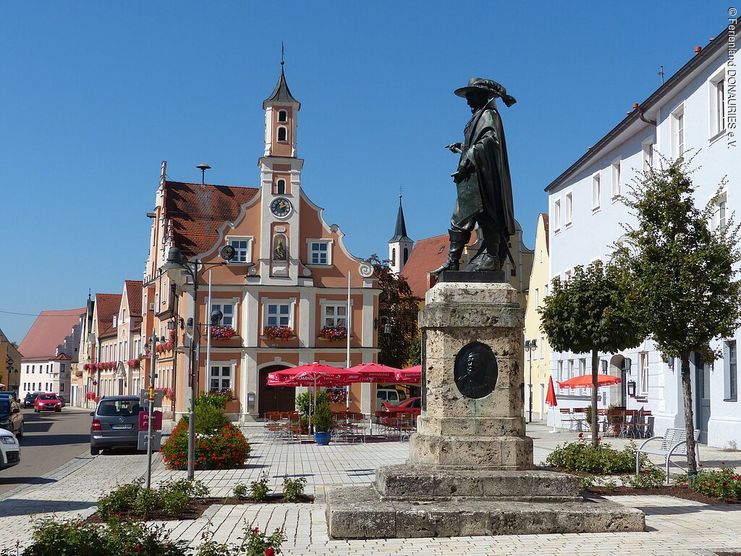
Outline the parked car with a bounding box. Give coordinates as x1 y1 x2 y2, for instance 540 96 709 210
381 396 421 416
23 392 39 408
0 427 20 470
34 393 62 413
89 396 143 455
0 395 23 438
376 388 405 410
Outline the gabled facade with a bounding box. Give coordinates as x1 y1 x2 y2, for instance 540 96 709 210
0 328 22 392
546 26 740 447
18 308 85 401
522 213 552 420
142 69 380 420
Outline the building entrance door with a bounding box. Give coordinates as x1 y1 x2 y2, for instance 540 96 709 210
258 365 296 417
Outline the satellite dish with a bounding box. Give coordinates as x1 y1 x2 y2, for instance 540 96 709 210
220 245 236 261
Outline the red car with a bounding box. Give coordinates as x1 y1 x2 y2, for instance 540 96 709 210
381 396 421 416
34 393 62 413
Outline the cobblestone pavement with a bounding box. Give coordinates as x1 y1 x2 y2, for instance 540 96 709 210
1 422 740 554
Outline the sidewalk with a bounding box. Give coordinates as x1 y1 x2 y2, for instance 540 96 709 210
0 421 739 554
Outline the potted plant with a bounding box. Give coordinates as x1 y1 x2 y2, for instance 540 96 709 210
318 326 347 341
263 325 294 340
313 402 333 445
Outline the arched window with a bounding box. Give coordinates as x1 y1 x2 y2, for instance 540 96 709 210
277 127 287 142
403 247 409 264
391 248 396 266
278 110 287 122
276 179 286 195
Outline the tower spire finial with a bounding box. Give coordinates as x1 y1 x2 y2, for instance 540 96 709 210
281 42 285 67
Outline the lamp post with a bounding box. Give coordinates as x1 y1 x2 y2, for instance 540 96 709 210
524 339 537 423
161 245 234 480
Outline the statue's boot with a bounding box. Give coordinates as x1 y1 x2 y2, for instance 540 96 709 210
431 229 470 276
464 252 503 272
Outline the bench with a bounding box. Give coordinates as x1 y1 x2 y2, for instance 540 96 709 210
635 427 701 483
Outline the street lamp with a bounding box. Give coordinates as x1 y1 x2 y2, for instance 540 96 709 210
524 339 537 423
160 244 235 480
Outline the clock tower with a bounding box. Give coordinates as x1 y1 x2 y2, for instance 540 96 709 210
258 65 303 283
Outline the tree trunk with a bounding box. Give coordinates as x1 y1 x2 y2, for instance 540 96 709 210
680 354 698 476
591 348 599 447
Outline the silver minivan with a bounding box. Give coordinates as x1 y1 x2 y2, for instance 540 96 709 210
89 396 143 455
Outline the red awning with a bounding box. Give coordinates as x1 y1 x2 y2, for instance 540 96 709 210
396 365 422 384
266 363 359 388
557 374 621 389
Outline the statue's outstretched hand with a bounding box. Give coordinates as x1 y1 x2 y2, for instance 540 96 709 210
445 143 463 154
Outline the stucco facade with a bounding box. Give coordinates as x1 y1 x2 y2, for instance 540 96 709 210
522 213 552 421
546 27 740 448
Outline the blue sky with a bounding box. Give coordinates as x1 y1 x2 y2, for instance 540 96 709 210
0 2 725 343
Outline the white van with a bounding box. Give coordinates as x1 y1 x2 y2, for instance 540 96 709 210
376 388 404 410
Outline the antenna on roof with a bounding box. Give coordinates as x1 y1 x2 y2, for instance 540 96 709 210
196 163 211 185
658 65 665 85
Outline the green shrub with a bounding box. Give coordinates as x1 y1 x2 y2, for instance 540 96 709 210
312 403 332 433
194 404 230 435
11 518 184 556
233 483 249 499
194 392 228 411
243 526 286 556
296 391 329 416
545 437 638 474
96 479 209 521
623 464 665 488
282 477 307 502
249 474 271 501
161 419 250 470
690 466 741 499
97 479 146 521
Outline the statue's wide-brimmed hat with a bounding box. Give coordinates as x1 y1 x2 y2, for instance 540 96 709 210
454 77 517 107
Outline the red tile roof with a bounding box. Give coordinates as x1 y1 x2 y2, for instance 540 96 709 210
164 181 260 257
125 280 143 317
96 293 122 339
18 308 85 361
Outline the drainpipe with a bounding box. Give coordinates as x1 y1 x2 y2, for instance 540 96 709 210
632 103 656 126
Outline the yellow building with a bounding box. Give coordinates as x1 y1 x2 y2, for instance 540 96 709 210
523 213 552 421
0 328 21 392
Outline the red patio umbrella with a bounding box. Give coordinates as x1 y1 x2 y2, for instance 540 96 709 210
558 374 621 389
545 376 558 433
395 365 422 384
346 362 400 383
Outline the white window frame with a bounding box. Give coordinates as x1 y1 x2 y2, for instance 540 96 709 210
276 178 286 195
724 339 738 401
534 288 539 308
711 190 728 231
565 192 573 225
307 239 333 266
642 141 655 172
211 302 235 327
553 199 561 231
611 161 621 199
671 105 685 159
709 70 727 139
226 236 253 264
277 110 288 123
592 173 601 211
277 126 288 142
209 361 235 392
557 360 564 382
262 297 296 330
320 301 348 329
639 351 649 396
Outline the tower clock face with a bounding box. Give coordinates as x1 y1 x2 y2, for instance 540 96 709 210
270 197 292 218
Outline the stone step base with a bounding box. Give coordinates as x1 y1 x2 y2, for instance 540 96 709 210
376 465 581 500
326 486 645 539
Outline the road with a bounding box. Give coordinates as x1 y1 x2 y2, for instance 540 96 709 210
0 407 92 496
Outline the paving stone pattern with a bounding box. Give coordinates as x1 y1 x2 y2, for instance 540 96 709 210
0 422 740 554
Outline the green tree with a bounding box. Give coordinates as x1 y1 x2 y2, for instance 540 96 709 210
613 159 741 475
368 255 421 368
539 260 645 446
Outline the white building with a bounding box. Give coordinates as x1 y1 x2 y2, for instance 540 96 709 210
546 26 739 448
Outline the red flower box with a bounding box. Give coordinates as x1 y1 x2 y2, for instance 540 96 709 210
319 326 347 340
211 325 237 339
263 325 294 340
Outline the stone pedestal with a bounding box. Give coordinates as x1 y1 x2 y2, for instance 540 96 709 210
326 280 644 539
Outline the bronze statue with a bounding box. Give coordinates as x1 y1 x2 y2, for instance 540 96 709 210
433 77 517 274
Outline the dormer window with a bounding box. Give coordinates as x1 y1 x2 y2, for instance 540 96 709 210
278 110 288 123
276 179 286 195
277 127 287 142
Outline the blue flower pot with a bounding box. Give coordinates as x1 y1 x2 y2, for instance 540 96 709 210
314 431 331 445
